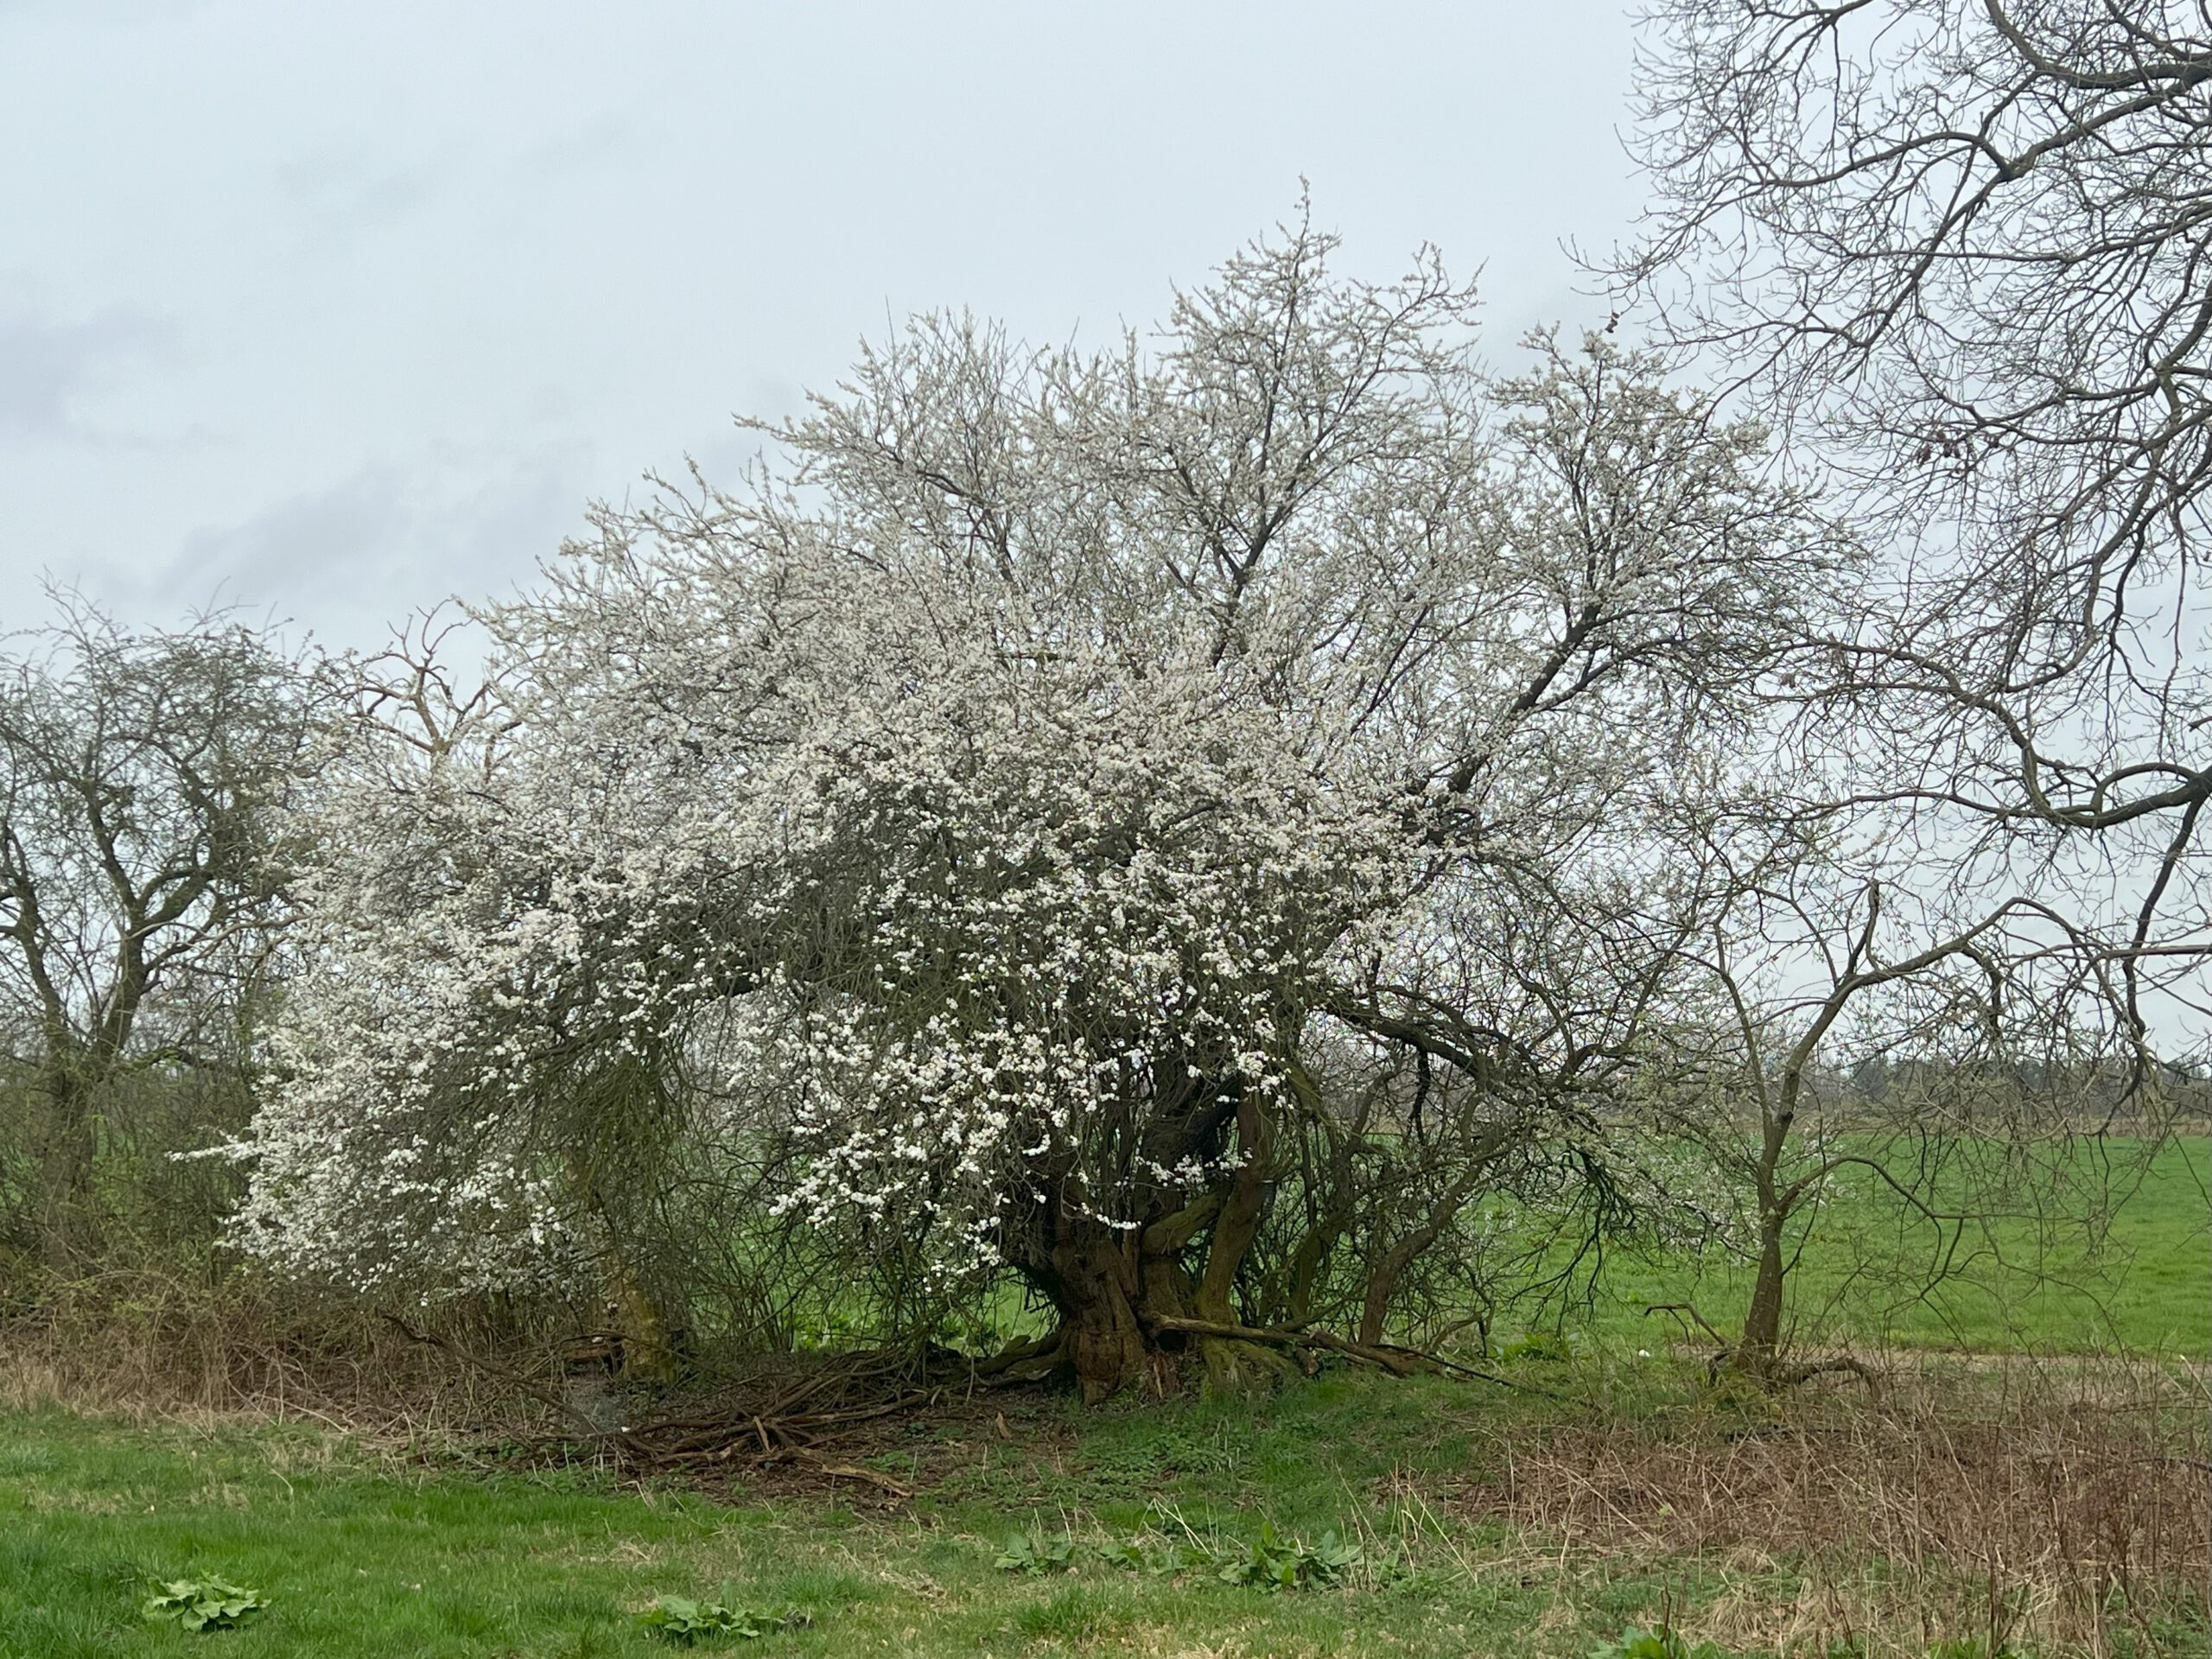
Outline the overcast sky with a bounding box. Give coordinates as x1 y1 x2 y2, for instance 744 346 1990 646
0 1 1643 651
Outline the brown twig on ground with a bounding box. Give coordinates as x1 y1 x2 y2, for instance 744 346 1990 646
1643 1305 1883 1394
508 1344 1077 1499
773 1446 913 1498
378 1313 619 1443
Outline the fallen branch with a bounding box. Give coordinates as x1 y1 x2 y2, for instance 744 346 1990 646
769 1446 913 1498
1774 1354 1883 1394
1147 1316 1447 1379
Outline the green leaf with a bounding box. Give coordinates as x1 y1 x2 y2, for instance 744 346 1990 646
1590 1625 1732 1659
993 1524 1075 1573
142 1575 268 1631
637 1593 806 1644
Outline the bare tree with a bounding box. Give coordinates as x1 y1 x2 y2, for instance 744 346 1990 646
1621 0 2212 1033
0 601 321 1269
1654 811 2114 1381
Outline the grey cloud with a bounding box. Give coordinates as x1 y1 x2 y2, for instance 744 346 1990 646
513 114 640 182
162 450 588 639
274 145 450 230
0 0 1643 652
0 309 168 439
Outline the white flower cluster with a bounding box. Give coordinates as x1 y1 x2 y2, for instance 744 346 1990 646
234 226 1838 1295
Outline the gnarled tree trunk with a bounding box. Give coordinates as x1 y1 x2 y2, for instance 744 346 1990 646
1025 1094 1293 1402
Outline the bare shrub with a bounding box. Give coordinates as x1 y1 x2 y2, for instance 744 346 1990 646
0 1270 570 1444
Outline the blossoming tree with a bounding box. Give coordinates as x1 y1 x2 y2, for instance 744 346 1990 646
239 223 1847 1398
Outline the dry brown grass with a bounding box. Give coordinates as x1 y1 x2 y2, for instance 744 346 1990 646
1461 1356 2210 1656
0 1268 566 1441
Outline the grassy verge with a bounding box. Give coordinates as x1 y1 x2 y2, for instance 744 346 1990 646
3 1140 2202 1656
4 1357 2205 1659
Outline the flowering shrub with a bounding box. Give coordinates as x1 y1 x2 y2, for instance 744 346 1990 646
232 219 1841 1395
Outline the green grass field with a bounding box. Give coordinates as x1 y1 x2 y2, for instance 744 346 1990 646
3 1139 2203 1658
0 1380 1758 1659
1545 1136 2211 1360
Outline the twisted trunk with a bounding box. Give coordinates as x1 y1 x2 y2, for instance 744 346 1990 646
1049 1217 1153 1403
1192 1095 1293 1391
1028 1092 1290 1402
